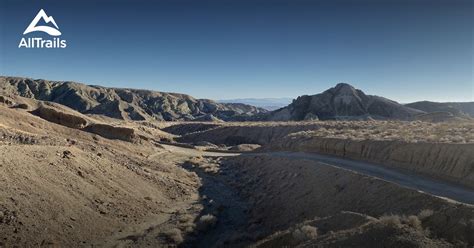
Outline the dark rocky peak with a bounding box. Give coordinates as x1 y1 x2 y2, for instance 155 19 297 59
333 82 356 91
267 82 424 121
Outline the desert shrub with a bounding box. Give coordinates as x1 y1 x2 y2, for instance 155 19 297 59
292 225 318 241
417 209 434 220
285 120 474 143
379 215 424 232
378 215 402 227
163 228 183 243
406 215 422 231
196 214 217 231
178 214 194 224
175 212 195 232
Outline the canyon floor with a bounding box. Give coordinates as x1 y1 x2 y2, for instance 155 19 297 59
1 97 473 247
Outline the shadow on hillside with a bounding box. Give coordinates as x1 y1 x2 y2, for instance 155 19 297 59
178 157 254 248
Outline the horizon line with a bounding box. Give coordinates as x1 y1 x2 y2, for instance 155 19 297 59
2 74 472 104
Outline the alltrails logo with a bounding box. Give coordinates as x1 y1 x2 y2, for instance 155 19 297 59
18 9 67 48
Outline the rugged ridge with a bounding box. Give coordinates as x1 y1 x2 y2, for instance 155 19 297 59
268 83 424 121
406 101 474 118
0 76 267 121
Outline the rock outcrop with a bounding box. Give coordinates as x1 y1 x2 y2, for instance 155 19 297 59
0 95 14 105
267 83 424 121
31 104 88 129
28 101 137 142
83 124 137 142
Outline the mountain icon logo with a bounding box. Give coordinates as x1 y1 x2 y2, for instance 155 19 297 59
23 9 61 36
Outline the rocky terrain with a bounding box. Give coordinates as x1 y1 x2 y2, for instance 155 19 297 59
406 101 474 118
4 76 472 123
167 120 474 188
167 120 474 146
1 78 473 247
0 76 267 122
266 83 425 121
0 100 198 247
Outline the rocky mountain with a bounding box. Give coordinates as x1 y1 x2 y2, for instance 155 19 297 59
0 76 267 121
267 83 425 121
406 101 474 118
4 77 468 122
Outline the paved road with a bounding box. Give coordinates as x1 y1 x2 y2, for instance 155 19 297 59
160 144 474 205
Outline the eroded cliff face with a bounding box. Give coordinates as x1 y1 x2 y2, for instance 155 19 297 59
0 76 267 121
267 136 474 189
167 121 474 189
220 155 474 246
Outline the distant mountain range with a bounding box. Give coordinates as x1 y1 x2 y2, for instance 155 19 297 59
0 76 267 121
1 76 472 122
218 98 293 111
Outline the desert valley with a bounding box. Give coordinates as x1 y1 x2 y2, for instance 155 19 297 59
0 76 473 247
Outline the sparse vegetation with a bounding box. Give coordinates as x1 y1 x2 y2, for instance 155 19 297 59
196 214 217 231
378 215 423 232
186 157 220 174
417 209 434 220
292 225 318 241
163 228 184 243
379 215 402 227
287 120 474 144
1 85 473 247
406 215 422 231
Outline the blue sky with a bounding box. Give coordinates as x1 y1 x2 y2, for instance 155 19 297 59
0 0 472 102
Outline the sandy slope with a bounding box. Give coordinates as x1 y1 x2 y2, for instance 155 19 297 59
1 98 474 247
219 155 474 246
0 105 202 247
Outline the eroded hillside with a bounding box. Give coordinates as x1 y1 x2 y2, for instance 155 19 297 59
0 76 266 122
1 93 473 247
167 120 474 188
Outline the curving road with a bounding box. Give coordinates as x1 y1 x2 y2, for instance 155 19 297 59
160 144 474 205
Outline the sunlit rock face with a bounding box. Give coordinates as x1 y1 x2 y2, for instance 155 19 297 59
268 82 424 121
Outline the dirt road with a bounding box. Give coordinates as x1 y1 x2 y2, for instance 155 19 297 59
160 144 474 205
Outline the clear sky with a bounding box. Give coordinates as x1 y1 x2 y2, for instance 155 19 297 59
0 0 472 102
